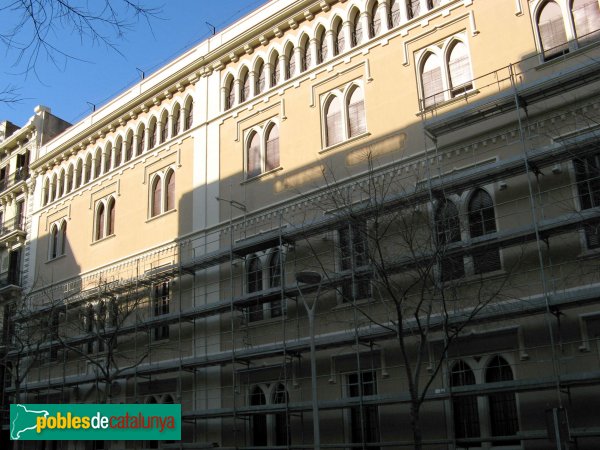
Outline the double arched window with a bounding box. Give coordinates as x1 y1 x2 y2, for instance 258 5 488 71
246 123 280 179
420 38 473 108
150 169 176 218
249 384 290 447
94 196 116 241
536 0 600 60
49 220 67 260
323 85 366 148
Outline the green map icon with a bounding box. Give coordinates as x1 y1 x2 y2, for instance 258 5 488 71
10 404 49 440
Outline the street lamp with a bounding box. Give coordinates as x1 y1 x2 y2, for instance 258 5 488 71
295 270 322 450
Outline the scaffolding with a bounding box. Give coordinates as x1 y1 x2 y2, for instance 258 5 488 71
3 44 600 450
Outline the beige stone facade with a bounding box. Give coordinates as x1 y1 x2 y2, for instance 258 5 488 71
2 0 600 449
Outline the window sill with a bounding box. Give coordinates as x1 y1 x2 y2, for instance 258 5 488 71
417 89 480 115
46 253 67 264
319 132 371 154
91 233 116 246
146 208 177 223
242 166 283 184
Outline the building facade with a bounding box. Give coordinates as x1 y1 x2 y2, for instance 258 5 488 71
2 0 600 449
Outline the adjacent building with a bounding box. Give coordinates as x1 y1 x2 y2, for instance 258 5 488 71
2 0 600 449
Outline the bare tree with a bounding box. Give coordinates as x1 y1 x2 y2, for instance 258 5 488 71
297 152 520 449
0 0 160 103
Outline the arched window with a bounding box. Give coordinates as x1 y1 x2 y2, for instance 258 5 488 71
334 20 344 55
450 361 480 439
421 53 444 108
240 70 250 103
408 0 421 19
160 112 169 143
50 225 59 259
273 384 290 445
255 61 266 94
486 356 519 439
107 198 116 236
370 2 381 37
317 29 327 63
75 159 83 188
148 117 157 150
225 76 235 110
151 176 162 217
388 0 400 28
137 126 145 156
60 221 67 256
351 10 362 46
448 41 472 96
468 189 500 274
572 0 600 44
104 144 112 173
96 203 105 241
84 154 92 183
125 132 134 161
265 124 280 171
58 170 65 198
348 87 366 137
50 174 57 201
325 96 343 147
538 1 568 59
250 387 267 446
172 104 181 137
270 52 280 86
66 165 73 194
94 149 102 178
247 255 263 321
114 139 122 168
43 178 49 205
165 170 175 211
186 98 195 128
285 45 295 79
247 132 261 179
302 38 311 71
435 199 465 281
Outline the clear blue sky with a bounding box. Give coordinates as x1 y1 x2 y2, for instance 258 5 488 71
0 0 267 127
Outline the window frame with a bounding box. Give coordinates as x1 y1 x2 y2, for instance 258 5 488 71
244 121 281 180
321 83 368 150
148 168 177 219
93 196 116 242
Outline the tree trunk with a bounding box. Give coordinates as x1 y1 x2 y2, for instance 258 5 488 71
410 401 423 450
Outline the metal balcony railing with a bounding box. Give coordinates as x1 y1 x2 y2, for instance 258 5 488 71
0 167 29 194
0 268 21 288
0 216 25 237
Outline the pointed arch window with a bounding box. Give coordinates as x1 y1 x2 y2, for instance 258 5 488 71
60 221 67 256
241 71 250 103
352 13 363 46
43 178 49 205
486 356 519 440
302 41 311 71
114 141 122 168
286 47 295 79
318 31 327 63
256 62 266 94
96 203 105 241
160 114 169 143
107 198 115 236
166 170 175 211
148 118 157 150
265 124 280 172
58 171 65 198
125 133 133 161
75 159 83 188
389 0 400 28
172 105 181 137
421 53 444 108
325 96 343 147
94 149 102 178
538 1 569 59
247 132 261 179
468 189 501 274
448 42 472 96
85 154 92 183
334 21 345 54
137 127 145 155
572 0 600 45
226 77 235 110
271 52 281 86
104 145 112 173
451 361 480 439
151 176 162 218
348 88 366 137
50 225 59 259
369 2 381 37
185 99 193 130
408 0 421 19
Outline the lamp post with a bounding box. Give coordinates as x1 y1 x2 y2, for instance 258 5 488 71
295 270 322 450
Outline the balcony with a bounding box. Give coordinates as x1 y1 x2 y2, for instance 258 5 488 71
0 167 29 196
0 267 21 292
0 216 26 244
